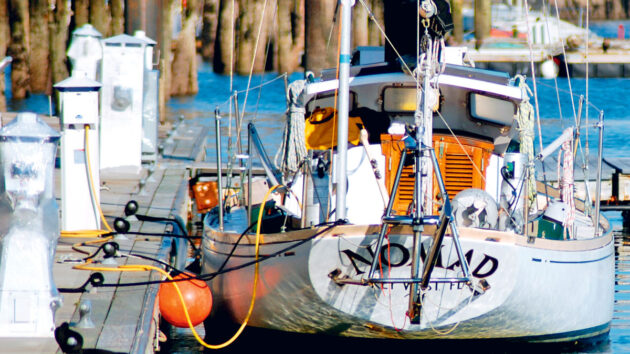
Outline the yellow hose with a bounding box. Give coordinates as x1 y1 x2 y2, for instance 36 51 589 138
61 125 111 239
73 184 284 349
84 125 112 232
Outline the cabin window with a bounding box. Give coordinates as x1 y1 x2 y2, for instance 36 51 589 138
469 93 515 126
382 87 416 113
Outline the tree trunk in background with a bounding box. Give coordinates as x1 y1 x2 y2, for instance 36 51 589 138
353 1 368 48
0 0 8 111
236 0 268 75
171 0 200 95
214 0 238 74
8 0 30 99
367 0 384 46
451 0 464 44
49 0 69 89
110 0 125 35
605 0 626 19
73 0 90 28
304 0 338 76
201 0 219 61
474 0 491 49
161 0 174 107
277 0 303 74
90 0 110 37
30 0 50 93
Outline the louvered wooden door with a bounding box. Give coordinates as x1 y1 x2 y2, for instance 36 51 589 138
381 134 494 215
432 134 493 199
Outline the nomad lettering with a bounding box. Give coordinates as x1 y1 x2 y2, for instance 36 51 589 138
340 243 498 279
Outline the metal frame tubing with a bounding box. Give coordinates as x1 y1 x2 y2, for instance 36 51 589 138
214 107 224 231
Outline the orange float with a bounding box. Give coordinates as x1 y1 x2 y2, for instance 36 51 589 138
158 273 212 328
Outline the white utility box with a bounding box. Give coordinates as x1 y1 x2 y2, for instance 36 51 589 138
0 113 61 339
134 30 159 163
54 75 102 231
100 34 147 175
67 24 103 80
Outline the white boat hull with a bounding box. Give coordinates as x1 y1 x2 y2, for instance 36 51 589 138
202 218 613 342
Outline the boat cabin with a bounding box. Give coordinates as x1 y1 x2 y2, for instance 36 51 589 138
297 47 523 221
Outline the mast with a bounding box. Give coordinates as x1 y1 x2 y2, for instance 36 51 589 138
336 0 354 221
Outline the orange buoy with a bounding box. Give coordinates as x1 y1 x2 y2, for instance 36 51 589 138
158 273 212 328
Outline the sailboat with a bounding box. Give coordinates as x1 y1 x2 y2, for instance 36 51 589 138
199 0 613 344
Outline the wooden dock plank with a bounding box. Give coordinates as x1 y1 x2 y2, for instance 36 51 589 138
94 168 184 352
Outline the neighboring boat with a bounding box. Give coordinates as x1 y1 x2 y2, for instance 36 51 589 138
463 3 599 47
199 0 613 344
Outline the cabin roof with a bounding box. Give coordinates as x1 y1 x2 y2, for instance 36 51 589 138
306 65 522 102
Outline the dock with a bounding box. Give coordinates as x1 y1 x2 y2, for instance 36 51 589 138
3 115 210 353
537 154 630 212
468 38 630 77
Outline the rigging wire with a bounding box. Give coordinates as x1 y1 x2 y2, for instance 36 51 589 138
584 0 591 199
540 3 564 129
358 0 484 186
435 110 486 183
522 0 545 156
253 1 280 122
551 1 579 124
239 0 270 123
357 0 416 78
326 1 341 53
535 80 602 112
229 0 235 94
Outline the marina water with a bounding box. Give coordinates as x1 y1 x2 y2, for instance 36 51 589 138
10 22 630 352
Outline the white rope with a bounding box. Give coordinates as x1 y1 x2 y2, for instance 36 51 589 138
558 129 575 239
515 75 537 210
274 80 308 177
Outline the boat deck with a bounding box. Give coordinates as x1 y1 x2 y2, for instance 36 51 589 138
0 115 208 353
